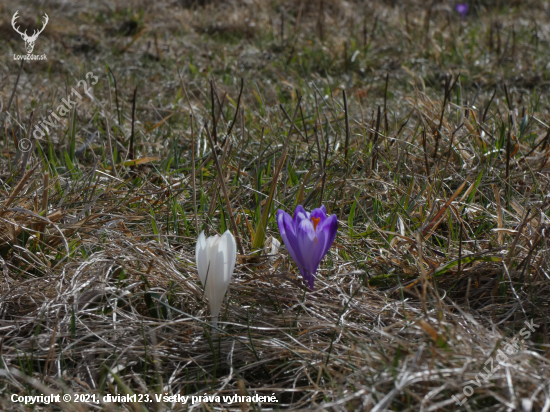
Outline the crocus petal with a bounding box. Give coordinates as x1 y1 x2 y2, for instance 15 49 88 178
296 218 318 280
312 214 338 268
277 209 295 237
277 205 338 291
195 231 237 329
205 231 237 318
293 205 309 228
278 209 307 272
218 230 237 284
310 205 328 225
206 235 221 255
195 231 208 286
456 3 468 18
204 230 236 320
203 235 221 285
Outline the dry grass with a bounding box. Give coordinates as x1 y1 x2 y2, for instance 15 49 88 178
1 0 550 410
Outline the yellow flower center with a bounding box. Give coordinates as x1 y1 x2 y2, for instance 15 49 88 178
312 217 320 231
311 217 320 245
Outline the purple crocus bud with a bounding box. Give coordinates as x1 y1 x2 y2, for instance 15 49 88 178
277 205 338 290
456 3 468 20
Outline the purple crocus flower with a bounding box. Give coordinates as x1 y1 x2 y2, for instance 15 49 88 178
277 205 338 290
456 3 468 20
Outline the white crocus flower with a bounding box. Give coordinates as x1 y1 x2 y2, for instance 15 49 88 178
195 230 237 330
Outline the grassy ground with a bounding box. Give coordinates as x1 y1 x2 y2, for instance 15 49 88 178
1 0 550 410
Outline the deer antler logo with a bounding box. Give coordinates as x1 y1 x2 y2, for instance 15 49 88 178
12 11 49 54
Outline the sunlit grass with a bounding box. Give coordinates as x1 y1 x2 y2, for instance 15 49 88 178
0 0 549 410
